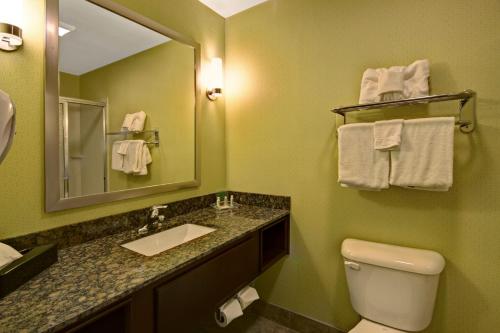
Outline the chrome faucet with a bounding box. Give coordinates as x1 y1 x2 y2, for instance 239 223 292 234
138 205 168 234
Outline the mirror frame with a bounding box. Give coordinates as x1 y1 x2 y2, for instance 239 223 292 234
45 0 201 212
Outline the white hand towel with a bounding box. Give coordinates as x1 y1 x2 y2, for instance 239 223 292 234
136 144 152 176
359 59 430 103
338 123 390 190
129 111 147 132
111 141 125 171
0 243 22 270
389 117 454 191
121 114 134 131
374 119 404 151
122 140 143 174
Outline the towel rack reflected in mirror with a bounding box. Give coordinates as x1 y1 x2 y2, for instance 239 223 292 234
106 129 160 147
331 89 476 134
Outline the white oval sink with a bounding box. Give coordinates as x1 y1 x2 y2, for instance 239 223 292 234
121 224 216 256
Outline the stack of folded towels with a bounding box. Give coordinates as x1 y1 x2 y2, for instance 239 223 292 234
338 117 455 191
359 59 430 103
112 140 152 175
0 242 22 270
121 111 147 132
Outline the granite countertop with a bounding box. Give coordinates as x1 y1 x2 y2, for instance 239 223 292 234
0 205 289 333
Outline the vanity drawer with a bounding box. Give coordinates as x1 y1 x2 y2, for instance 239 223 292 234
155 233 259 333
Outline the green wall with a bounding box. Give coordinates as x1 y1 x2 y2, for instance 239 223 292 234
225 0 500 332
0 0 226 238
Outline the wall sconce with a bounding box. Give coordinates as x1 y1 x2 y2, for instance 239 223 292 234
206 57 224 101
0 1 23 52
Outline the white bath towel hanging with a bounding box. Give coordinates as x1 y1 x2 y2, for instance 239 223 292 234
111 141 126 171
389 117 454 191
122 140 152 175
338 123 390 190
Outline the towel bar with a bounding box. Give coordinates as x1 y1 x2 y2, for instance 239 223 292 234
331 90 476 134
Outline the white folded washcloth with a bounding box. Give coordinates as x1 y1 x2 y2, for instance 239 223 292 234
0 242 22 270
111 141 125 171
374 119 404 151
117 141 129 155
338 123 390 190
390 117 454 191
359 59 430 103
121 114 134 132
129 111 147 132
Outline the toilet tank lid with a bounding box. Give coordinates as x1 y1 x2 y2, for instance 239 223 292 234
341 239 445 275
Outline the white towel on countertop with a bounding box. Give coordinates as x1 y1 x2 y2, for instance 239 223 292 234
0 243 22 270
338 123 390 190
360 59 430 103
374 119 404 151
390 117 454 191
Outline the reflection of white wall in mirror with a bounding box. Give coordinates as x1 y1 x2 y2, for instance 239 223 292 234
0 0 24 26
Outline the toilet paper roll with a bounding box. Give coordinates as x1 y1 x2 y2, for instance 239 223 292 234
215 298 243 327
236 286 259 310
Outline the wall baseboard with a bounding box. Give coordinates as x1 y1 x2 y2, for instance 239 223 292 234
249 300 344 333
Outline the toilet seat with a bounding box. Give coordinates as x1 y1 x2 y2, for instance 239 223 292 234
349 319 407 333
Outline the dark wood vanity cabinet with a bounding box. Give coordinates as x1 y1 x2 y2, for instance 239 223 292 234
64 216 289 333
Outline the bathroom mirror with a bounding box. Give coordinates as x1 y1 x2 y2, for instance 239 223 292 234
0 89 16 165
45 0 201 211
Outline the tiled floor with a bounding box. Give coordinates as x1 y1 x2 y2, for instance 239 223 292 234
202 312 299 333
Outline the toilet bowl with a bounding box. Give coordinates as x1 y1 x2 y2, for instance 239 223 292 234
342 239 445 333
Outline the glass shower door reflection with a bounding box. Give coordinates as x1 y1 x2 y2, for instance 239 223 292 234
59 98 107 198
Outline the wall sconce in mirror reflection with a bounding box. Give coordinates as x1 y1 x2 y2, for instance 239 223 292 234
0 0 24 52
206 57 224 101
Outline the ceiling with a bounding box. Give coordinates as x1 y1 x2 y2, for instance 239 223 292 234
59 0 170 76
198 0 268 18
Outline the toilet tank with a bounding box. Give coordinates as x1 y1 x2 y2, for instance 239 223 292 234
342 239 445 332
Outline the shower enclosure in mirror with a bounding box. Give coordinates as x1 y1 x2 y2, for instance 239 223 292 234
45 0 201 211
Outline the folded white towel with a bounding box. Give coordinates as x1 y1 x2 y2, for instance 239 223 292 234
129 111 147 132
359 59 430 103
121 114 134 132
111 141 125 171
0 243 22 270
374 119 404 151
338 123 390 190
390 117 454 191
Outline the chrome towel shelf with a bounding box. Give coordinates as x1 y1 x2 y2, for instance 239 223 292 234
331 90 476 134
106 129 160 146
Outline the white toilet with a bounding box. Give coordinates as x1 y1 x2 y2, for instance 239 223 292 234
342 239 445 333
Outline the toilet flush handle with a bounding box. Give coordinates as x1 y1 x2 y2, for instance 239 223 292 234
344 260 361 271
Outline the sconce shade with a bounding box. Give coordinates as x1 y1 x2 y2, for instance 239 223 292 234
207 57 224 101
